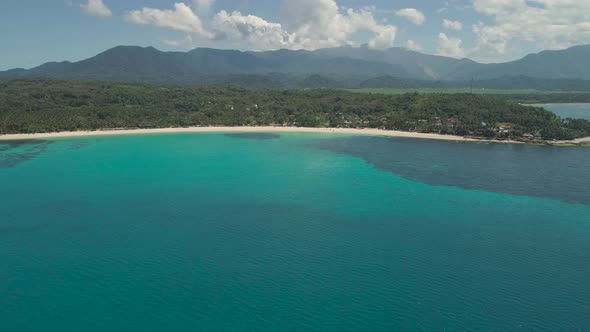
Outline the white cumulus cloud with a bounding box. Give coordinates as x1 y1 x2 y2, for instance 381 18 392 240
280 0 397 50
193 0 215 15
395 8 425 25
213 0 397 50
368 25 397 50
214 11 293 50
436 32 466 58
125 3 215 39
80 0 112 18
125 0 396 51
442 19 463 30
472 0 590 61
406 39 423 51
162 35 194 49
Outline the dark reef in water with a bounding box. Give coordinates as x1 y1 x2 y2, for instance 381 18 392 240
225 133 281 140
0 140 53 168
312 136 590 205
0 139 46 152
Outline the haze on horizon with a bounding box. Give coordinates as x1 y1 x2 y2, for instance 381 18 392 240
1 0 590 70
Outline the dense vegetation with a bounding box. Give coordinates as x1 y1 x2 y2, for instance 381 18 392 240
1 79 589 140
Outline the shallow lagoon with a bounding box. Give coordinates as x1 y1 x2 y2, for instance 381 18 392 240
1 133 589 331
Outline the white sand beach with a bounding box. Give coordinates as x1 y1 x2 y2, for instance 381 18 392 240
0 126 523 143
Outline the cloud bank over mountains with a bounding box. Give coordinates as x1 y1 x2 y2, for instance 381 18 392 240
78 0 590 63
471 0 590 62
122 0 398 51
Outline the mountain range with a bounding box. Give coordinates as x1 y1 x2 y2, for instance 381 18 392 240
2 44 590 90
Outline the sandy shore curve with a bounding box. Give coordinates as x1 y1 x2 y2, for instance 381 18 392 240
0 126 524 144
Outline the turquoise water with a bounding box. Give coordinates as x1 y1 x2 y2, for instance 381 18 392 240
1 133 589 331
535 103 590 120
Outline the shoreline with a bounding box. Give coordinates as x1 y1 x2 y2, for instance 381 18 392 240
0 126 523 144
528 102 590 106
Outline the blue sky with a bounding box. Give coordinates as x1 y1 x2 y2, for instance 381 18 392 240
1 0 589 70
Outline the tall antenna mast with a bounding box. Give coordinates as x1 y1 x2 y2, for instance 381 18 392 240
470 76 474 94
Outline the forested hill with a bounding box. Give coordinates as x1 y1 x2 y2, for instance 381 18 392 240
1 80 589 141
2 45 590 90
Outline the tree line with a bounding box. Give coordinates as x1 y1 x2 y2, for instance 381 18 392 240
1 79 589 140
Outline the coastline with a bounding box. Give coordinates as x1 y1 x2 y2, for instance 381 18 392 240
0 126 523 144
527 103 590 106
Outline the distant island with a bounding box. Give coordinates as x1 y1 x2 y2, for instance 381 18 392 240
1 80 589 145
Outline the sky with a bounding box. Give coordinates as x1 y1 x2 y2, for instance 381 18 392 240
1 0 590 70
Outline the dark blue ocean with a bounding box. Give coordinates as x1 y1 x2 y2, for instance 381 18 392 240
1 133 589 331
